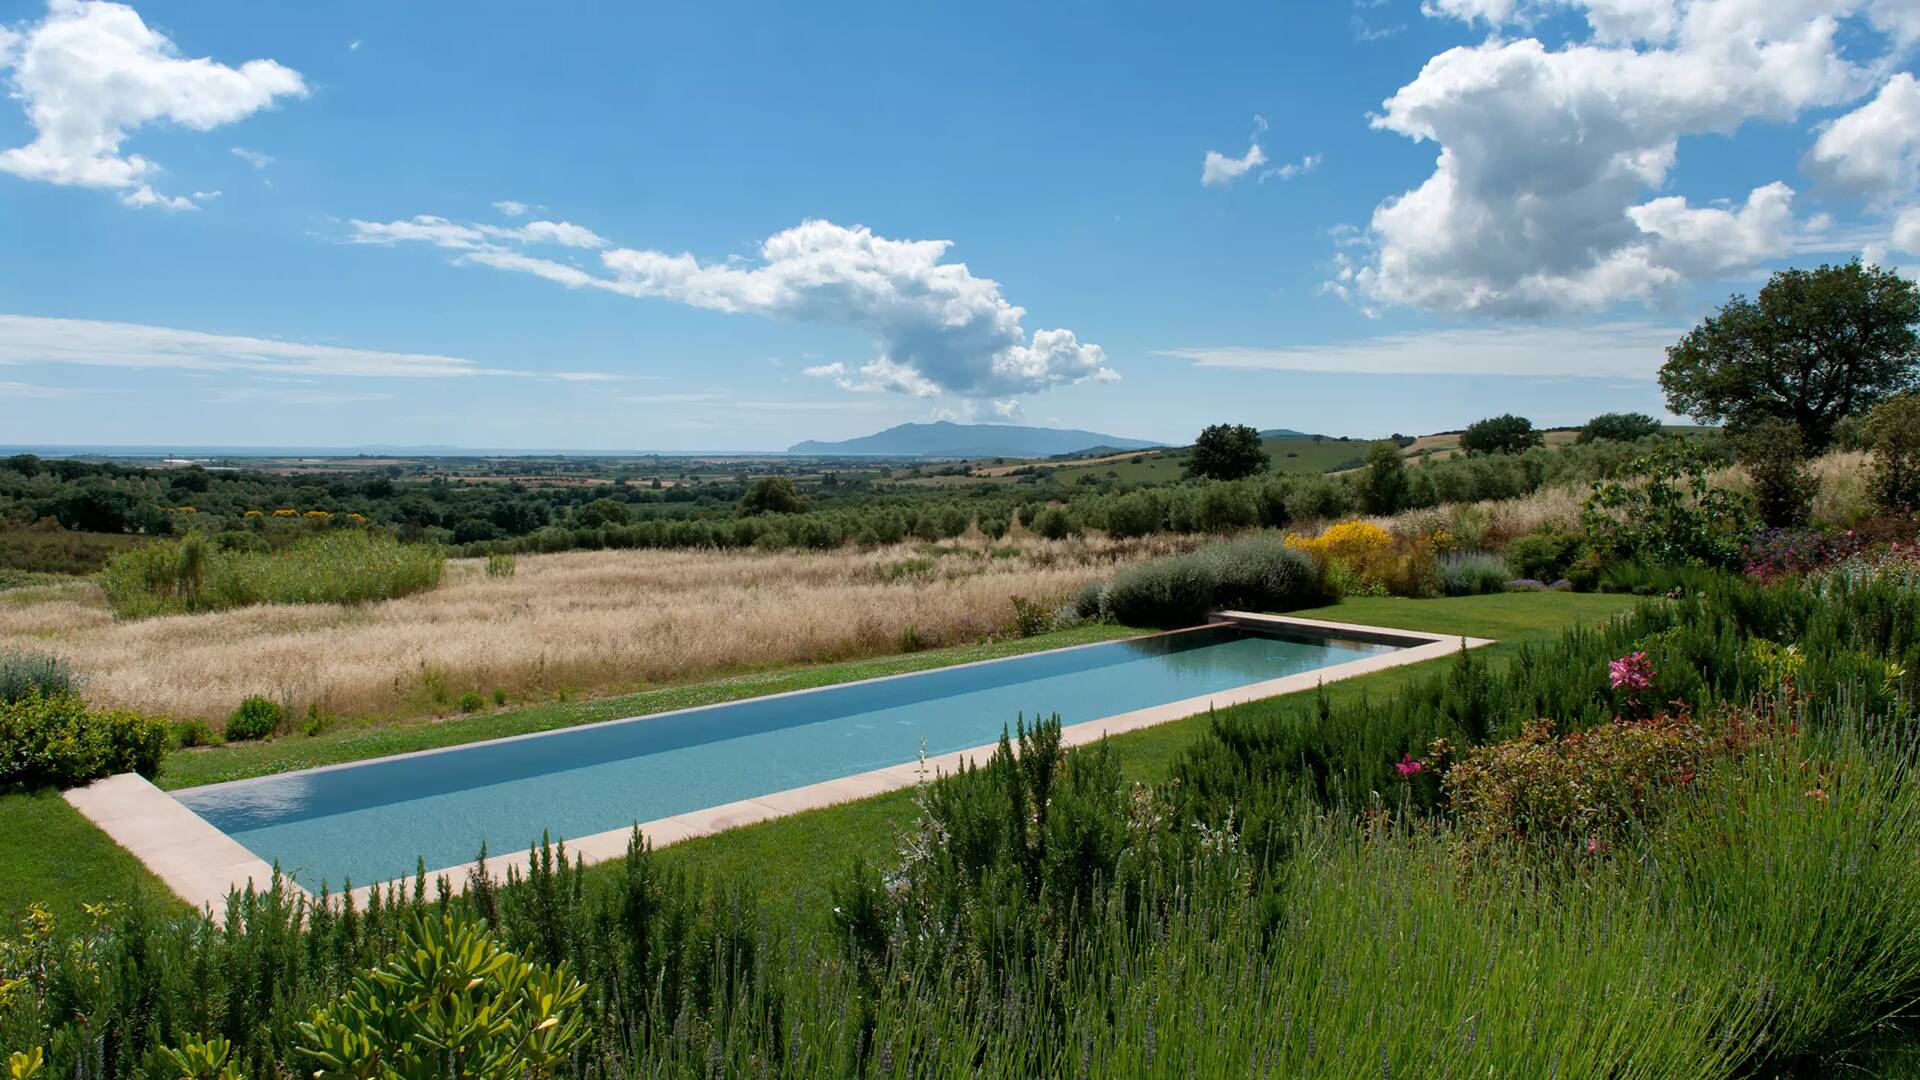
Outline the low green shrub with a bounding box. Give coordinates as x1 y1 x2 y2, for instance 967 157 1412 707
1103 533 1330 627
485 552 517 578
292 913 588 1077
172 718 216 748
1028 506 1076 540
0 690 167 789
1066 579 1107 622
1436 551 1510 596
1504 529 1582 582
457 690 486 713
0 652 73 705
225 695 282 741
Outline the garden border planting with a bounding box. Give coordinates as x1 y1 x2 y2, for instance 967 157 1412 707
66 613 1485 919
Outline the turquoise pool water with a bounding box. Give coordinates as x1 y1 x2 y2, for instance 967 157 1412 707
176 625 1400 888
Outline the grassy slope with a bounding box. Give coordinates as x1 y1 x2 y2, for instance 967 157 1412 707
1017 435 1369 486
4 592 1636 931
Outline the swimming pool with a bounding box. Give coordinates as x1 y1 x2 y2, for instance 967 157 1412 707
175 623 1406 889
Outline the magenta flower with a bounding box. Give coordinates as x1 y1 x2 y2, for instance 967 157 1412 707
1395 753 1424 777
1609 651 1655 693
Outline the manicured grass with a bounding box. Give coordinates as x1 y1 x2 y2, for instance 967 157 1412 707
0 788 188 927
158 623 1147 790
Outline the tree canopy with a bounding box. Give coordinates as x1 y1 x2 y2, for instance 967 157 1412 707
1577 412 1662 444
1659 261 1920 450
1460 414 1543 456
1187 424 1269 481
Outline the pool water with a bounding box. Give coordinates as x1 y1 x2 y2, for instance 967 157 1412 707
177 625 1400 888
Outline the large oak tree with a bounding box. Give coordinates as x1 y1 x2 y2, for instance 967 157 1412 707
1659 262 1919 450
1187 423 1269 481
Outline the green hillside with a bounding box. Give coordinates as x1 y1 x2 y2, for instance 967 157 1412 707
1030 435 1369 485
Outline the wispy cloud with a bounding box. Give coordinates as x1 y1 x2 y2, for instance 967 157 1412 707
0 314 624 384
1158 321 1689 379
208 387 393 405
0 379 91 399
231 147 274 170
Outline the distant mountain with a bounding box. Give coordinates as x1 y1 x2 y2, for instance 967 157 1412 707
1258 428 1318 440
788 421 1162 458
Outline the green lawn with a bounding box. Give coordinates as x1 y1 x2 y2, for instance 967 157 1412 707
2 591 1639 931
0 789 189 927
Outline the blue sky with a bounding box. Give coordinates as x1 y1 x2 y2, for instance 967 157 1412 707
1 0 1916 450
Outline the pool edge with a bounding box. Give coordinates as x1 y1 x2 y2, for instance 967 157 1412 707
74 614 1492 913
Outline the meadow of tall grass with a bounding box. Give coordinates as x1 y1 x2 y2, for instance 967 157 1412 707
0 536 1179 727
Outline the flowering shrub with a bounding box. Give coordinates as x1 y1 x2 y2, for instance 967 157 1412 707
1609 650 1657 718
1818 536 1920 590
1287 519 1437 597
1286 519 1393 563
1741 527 1868 580
1443 707 1767 862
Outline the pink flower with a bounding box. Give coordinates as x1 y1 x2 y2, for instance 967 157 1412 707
1395 753 1424 777
1609 651 1656 693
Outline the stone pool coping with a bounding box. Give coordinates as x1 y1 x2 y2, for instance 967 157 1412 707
66 613 1489 920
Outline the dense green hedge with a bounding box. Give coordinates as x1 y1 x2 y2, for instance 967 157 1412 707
0 691 168 790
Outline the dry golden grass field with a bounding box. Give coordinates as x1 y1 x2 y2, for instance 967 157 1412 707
0 536 1180 728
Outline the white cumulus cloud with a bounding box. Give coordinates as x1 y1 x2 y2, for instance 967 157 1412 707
348 215 1118 401
1339 0 1898 316
0 0 306 209
1894 207 1920 254
1805 72 1920 209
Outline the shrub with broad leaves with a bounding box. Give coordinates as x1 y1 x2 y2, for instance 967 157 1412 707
0 691 168 790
